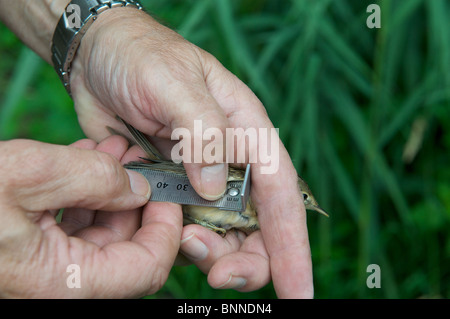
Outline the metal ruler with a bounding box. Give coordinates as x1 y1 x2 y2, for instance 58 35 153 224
127 164 251 212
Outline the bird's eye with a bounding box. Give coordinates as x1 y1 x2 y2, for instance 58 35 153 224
303 193 308 201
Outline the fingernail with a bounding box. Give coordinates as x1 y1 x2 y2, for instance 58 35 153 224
200 163 227 200
180 233 209 261
126 169 151 199
214 274 247 289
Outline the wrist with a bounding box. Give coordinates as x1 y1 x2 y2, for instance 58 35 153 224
76 5 151 59
70 6 158 97
0 0 71 63
51 1 144 95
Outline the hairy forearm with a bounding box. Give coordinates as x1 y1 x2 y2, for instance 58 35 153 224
0 0 70 63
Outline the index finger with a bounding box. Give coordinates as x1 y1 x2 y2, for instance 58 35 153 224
205 62 314 298
252 148 313 298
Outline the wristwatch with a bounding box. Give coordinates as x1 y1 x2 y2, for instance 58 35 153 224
51 0 143 95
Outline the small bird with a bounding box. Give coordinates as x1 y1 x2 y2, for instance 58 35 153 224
117 118 329 236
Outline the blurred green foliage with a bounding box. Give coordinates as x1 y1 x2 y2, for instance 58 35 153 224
1 0 449 299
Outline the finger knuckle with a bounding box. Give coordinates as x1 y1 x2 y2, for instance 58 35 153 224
92 152 125 198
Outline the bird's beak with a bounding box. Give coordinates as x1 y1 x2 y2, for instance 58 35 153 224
311 206 329 217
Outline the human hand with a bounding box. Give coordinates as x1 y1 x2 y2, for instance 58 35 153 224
0 136 183 298
69 7 313 298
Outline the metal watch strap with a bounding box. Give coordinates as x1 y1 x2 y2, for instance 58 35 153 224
51 0 143 95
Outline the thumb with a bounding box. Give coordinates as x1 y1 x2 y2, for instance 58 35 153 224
167 85 230 200
6 140 150 212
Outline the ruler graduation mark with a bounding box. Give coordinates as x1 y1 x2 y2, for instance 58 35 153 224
126 164 251 212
